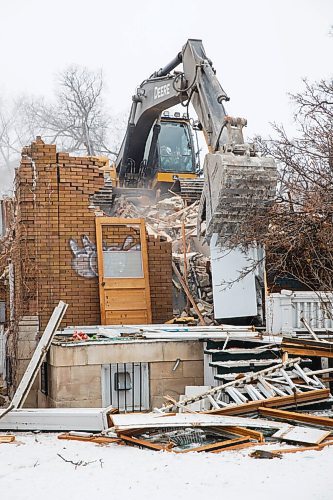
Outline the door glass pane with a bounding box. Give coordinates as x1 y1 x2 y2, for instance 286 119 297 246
102 224 144 278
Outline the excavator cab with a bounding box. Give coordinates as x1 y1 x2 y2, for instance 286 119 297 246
142 113 203 200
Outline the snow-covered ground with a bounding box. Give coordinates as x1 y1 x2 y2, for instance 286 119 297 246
1 433 332 500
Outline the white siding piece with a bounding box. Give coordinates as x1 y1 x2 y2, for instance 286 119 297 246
273 425 331 445
110 413 285 432
0 408 108 432
184 386 211 411
0 301 68 420
12 301 68 409
210 235 258 319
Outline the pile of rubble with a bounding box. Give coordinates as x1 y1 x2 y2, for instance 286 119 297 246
112 194 214 322
53 354 333 456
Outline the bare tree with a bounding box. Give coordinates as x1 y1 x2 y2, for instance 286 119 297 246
23 65 121 156
0 98 33 194
231 78 333 293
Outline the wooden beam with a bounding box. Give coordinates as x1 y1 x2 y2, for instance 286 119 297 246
172 262 205 325
268 439 333 455
0 435 15 443
118 433 172 451
57 433 121 444
283 347 333 358
177 436 251 454
223 426 264 443
211 442 258 453
208 389 330 416
257 407 333 428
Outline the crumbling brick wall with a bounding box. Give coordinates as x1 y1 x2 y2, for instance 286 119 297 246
11 138 173 329
148 236 173 323
13 138 105 329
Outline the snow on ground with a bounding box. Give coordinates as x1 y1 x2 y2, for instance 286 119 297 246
1 433 332 500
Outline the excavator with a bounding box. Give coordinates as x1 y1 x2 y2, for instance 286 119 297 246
110 39 277 323
112 39 275 206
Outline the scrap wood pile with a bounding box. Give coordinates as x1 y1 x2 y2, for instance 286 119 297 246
112 194 214 322
106 409 333 455
282 335 333 359
90 357 333 456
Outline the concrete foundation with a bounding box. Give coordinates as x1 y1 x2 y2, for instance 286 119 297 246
45 339 204 409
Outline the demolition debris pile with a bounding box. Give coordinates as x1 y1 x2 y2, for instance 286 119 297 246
112 194 214 322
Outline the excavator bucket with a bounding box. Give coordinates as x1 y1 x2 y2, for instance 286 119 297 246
198 152 277 243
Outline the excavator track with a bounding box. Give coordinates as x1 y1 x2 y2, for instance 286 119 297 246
172 178 205 204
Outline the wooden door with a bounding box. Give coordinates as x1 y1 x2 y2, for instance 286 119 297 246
96 217 152 325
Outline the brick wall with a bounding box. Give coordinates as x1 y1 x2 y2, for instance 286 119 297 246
148 236 173 323
11 138 173 328
14 138 105 329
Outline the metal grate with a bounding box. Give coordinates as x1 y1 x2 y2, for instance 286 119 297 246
101 362 149 412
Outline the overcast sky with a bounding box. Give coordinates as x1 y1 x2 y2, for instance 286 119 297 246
1 0 332 139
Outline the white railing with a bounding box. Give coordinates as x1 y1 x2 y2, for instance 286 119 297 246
266 290 333 334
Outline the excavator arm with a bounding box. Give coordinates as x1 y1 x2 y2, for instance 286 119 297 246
115 39 278 324
117 39 243 181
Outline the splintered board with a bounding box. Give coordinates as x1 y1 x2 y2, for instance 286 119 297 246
272 425 331 445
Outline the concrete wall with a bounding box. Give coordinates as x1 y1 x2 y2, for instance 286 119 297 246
46 340 204 409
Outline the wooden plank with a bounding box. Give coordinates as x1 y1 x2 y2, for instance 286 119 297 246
119 433 172 451
258 407 333 428
0 435 15 443
268 439 333 455
283 347 333 358
208 389 330 416
222 426 264 443
172 262 205 325
57 433 120 444
210 442 259 453
177 436 251 454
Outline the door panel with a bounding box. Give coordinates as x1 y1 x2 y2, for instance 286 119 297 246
96 217 152 325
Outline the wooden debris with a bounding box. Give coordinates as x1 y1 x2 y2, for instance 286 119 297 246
267 439 333 455
258 407 333 428
282 336 333 358
209 389 330 416
58 433 121 445
172 262 205 325
250 450 282 459
0 435 15 443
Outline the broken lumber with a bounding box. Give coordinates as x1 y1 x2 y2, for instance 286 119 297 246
58 433 120 444
0 435 15 443
258 407 333 428
172 262 205 325
209 389 330 416
158 358 303 412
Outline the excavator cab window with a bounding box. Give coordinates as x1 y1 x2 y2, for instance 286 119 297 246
158 120 195 173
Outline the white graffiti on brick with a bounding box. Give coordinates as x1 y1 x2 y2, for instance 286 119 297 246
69 235 98 278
